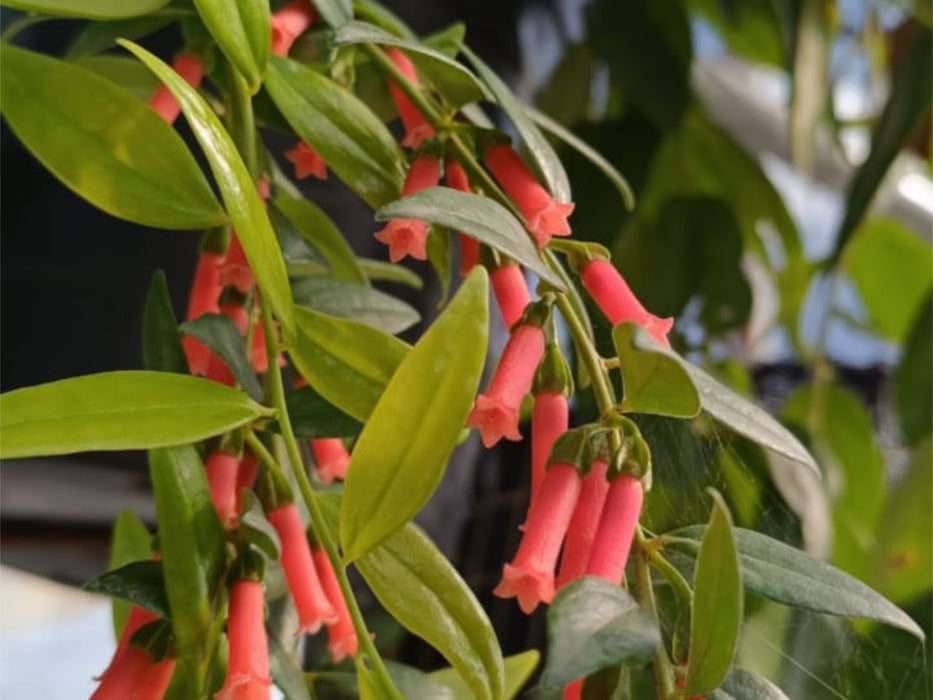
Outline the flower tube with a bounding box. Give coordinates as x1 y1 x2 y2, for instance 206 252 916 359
374 155 440 262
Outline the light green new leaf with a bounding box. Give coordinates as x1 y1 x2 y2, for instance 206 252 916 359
0 371 270 459
309 0 351 28
341 268 488 561
333 20 487 107
265 57 405 209
685 491 742 696
0 45 225 230
107 510 153 638
290 306 410 422
2 0 169 18
122 41 296 340
431 651 539 700
192 0 269 92
292 278 420 335
612 323 700 418
148 445 226 697
376 187 564 288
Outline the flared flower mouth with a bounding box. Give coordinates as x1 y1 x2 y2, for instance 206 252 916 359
493 562 555 614
374 219 429 263
284 142 327 180
467 394 522 448
214 672 272 700
327 631 360 664
526 199 575 247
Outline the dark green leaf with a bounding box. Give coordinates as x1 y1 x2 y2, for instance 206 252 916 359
273 195 367 284
84 560 170 619
192 0 269 92
461 44 571 202
292 277 419 334
684 491 742 695
107 511 153 636
282 386 362 438
427 227 453 305
238 490 281 559
333 20 487 107
65 13 181 59
142 270 189 375
180 313 264 401
709 667 790 700
352 0 415 38
2 0 170 19
0 371 271 459
431 651 539 700
0 45 226 230
123 40 297 340
289 306 409 422
539 578 661 690
665 526 924 638
535 43 595 128
358 258 424 289
340 268 488 561
148 444 226 696
376 187 563 288
896 294 933 445
612 323 700 418
265 56 405 209
309 0 351 28
75 55 161 100
269 632 313 700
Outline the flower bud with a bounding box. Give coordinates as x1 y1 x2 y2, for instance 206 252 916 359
385 49 435 149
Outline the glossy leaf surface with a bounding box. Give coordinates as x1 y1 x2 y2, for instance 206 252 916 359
192 0 269 91
292 278 419 334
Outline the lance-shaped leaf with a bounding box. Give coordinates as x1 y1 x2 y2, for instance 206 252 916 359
122 40 296 340
3 0 170 19
684 491 742 696
0 45 225 230
84 560 170 619
709 668 791 700
76 55 162 100
265 56 405 209
106 510 153 637
376 187 564 288
340 268 488 561
289 306 409 422
0 371 271 459
180 313 264 401
65 12 183 59
358 258 424 289
292 277 419 334
281 386 362 439
142 270 189 375
612 323 700 418
333 20 487 107
665 526 924 639
431 651 539 700
538 578 661 691
192 0 269 92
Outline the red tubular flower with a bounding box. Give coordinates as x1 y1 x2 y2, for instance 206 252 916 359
584 474 644 583
221 302 250 336
90 646 174 700
183 251 224 375
484 144 574 247
374 155 439 262
385 48 435 149
490 264 531 330
530 392 568 509
205 452 240 529
149 54 204 124
216 579 271 700
467 322 546 448
218 235 255 295
311 438 350 484
444 160 480 276
249 316 286 374
493 463 582 613
556 460 610 589
562 680 583 700
579 259 673 346
270 0 318 57
284 141 327 180
311 548 359 663
268 505 338 635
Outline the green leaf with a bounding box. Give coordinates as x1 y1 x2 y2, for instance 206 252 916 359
282 386 362 438
106 510 153 636
352 0 415 38
0 45 225 230
2 0 170 19
340 268 488 561
539 578 661 690
333 20 487 108
320 495 504 700
376 187 564 289
895 294 933 445
309 0 351 28
238 490 281 559
427 226 453 305
431 651 539 700
290 306 409 422
273 195 367 285
192 0 269 92
123 40 296 340
686 0 785 67
148 445 226 696
269 632 313 700
292 277 420 334
612 323 700 418
665 526 924 639
180 313 264 401
75 55 161 100
788 0 829 173
843 218 933 341
385 662 456 699
84 560 170 619
65 13 182 59
358 258 424 289
265 56 405 209
709 667 790 700
142 270 189 375
0 371 270 459
421 22 466 57
684 491 742 695
461 44 571 202
528 106 634 210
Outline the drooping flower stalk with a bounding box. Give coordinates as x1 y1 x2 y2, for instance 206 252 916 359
216 577 271 700
149 54 203 124
490 263 530 330
484 144 574 247
270 0 318 57
374 155 440 262
284 141 327 181
444 160 480 276
311 547 359 663
384 48 435 149
584 473 644 583
205 451 240 529
311 438 350 484
579 259 673 346
556 459 610 588
493 463 582 613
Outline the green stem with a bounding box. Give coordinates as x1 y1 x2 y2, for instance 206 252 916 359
646 545 693 608
228 63 259 180
257 304 403 700
634 529 678 700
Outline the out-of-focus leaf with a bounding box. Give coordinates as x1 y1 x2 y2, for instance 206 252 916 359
309 0 351 28
192 0 269 92
0 45 226 230
84 560 169 619
180 313 264 401
789 0 830 173
709 667 790 700
292 277 419 334
281 386 362 438
106 511 153 637
536 43 594 127
895 294 933 445
430 650 539 700
421 22 465 57
686 0 786 67
843 218 933 341
352 0 415 38
75 55 161 100
427 226 453 305
384 662 456 699
238 491 281 560
358 258 424 289
142 270 189 375
269 632 313 700
2 0 170 19
65 13 182 59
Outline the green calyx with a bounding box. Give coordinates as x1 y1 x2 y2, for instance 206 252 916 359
533 341 574 396
547 239 611 274
601 412 652 481
229 546 266 584
258 465 294 512
546 424 611 476
199 225 230 256
129 618 176 662
516 297 554 330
